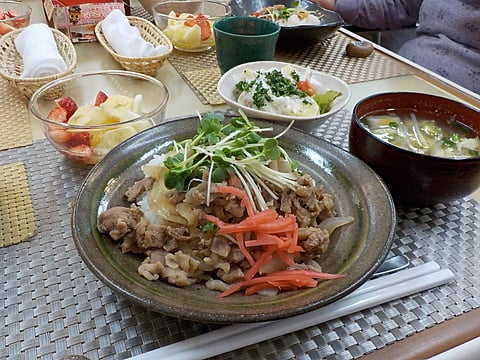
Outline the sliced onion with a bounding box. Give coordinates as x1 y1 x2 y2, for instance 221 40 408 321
319 216 355 234
259 253 289 275
257 288 280 297
410 112 428 148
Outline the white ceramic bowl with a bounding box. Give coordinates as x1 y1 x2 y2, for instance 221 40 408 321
217 61 350 129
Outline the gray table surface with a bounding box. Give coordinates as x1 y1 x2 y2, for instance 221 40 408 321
1 109 479 359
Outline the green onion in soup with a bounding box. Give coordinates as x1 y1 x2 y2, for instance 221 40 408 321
361 112 480 158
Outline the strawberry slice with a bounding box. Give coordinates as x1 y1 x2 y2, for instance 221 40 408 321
48 129 73 144
13 17 29 29
94 91 108 106
184 14 197 27
47 106 68 123
6 10 19 18
55 96 78 119
68 131 91 147
198 20 211 41
66 144 93 162
0 23 14 35
183 14 211 40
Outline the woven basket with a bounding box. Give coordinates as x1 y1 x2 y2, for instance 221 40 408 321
0 27 77 99
95 16 173 76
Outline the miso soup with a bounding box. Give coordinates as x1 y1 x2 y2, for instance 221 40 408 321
360 111 480 159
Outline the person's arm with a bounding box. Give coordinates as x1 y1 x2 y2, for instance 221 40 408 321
312 0 422 30
312 0 336 10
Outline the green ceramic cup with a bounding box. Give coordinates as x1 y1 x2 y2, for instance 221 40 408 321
213 16 281 74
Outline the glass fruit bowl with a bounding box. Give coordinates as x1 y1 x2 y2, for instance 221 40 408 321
152 0 231 52
29 70 169 164
0 0 31 36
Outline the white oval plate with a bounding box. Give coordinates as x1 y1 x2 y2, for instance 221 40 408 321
217 61 351 124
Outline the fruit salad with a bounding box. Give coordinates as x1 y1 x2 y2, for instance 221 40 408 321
0 9 29 35
45 91 154 164
162 11 215 51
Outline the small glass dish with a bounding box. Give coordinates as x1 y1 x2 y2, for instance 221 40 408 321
29 70 169 164
0 0 31 36
152 0 231 52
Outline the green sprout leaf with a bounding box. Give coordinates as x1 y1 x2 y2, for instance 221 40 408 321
263 138 281 160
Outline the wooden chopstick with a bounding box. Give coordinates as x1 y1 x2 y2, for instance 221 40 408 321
362 307 480 360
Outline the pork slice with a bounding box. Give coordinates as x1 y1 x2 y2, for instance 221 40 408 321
97 205 143 240
135 219 192 250
125 177 155 202
297 227 330 257
135 220 168 249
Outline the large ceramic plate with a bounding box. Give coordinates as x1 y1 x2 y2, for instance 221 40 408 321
217 61 351 125
72 116 395 324
231 0 345 47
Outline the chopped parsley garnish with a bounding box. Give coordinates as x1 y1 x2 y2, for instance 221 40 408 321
234 69 307 108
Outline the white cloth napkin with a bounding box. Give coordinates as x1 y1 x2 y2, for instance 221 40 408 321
101 9 169 57
14 23 68 78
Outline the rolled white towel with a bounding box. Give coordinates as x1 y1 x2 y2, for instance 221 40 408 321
101 9 169 57
14 23 68 78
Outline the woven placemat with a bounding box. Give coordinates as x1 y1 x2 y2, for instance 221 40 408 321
183 67 225 105
168 50 220 105
0 77 33 151
275 33 411 83
0 162 36 247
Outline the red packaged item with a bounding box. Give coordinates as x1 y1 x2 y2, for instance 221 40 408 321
42 0 129 43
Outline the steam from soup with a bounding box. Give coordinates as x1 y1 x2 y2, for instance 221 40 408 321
361 112 480 159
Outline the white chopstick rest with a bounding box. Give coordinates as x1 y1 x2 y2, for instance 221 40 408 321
101 9 169 57
14 24 68 78
128 262 454 360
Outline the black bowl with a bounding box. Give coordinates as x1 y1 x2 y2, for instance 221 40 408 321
230 0 345 48
349 92 480 207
